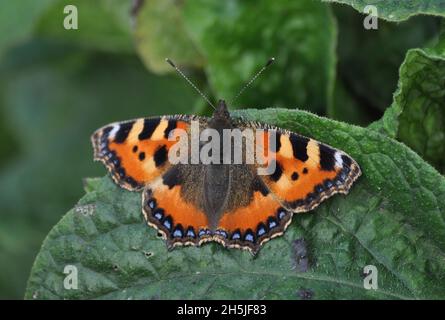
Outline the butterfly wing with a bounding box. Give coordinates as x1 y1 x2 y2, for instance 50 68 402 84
215 165 291 254
142 164 213 249
212 121 361 254
91 115 202 191
250 122 361 212
92 114 361 254
93 115 214 248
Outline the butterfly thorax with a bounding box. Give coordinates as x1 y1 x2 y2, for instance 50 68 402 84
203 100 233 228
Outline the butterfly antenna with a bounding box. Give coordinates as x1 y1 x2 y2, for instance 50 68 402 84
231 57 275 105
165 58 215 110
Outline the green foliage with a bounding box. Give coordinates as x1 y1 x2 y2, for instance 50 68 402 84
182 0 337 114
134 0 337 114
0 0 134 58
322 0 445 21
0 41 196 298
0 0 199 298
134 0 204 74
371 32 445 173
0 0 54 58
0 0 444 299
26 108 445 299
331 6 440 125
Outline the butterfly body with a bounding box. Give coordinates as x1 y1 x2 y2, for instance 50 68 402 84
201 101 233 227
92 100 361 254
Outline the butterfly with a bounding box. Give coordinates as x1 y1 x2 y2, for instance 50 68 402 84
91 99 361 254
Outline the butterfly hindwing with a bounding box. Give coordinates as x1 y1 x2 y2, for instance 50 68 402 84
142 161 293 254
92 115 201 191
216 170 292 254
142 164 212 248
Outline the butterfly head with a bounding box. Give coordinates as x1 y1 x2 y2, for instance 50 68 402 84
214 99 230 119
209 99 232 129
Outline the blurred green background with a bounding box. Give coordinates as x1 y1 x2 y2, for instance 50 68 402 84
0 0 442 299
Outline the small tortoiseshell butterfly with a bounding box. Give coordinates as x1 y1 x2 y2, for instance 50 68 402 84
91 59 361 254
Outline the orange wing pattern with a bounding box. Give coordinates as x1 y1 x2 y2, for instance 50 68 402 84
255 127 361 213
216 186 292 254
202 126 361 254
142 165 213 248
92 114 361 255
92 116 194 191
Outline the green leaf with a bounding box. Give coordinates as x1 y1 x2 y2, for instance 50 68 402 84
330 6 440 125
0 39 196 298
133 0 205 74
322 0 445 21
26 108 445 299
182 0 337 114
370 33 445 173
331 81 376 126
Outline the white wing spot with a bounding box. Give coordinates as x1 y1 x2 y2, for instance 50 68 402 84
334 151 343 168
108 124 120 140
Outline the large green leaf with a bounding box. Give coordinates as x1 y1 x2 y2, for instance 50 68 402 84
330 5 440 125
370 33 445 173
322 0 445 21
181 0 337 114
26 108 445 299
